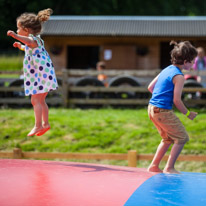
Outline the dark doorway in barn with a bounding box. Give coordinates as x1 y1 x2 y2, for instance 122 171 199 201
67 46 99 69
160 42 173 70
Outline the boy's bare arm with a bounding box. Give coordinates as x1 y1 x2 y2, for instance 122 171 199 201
7 30 38 48
173 75 197 120
148 74 159 93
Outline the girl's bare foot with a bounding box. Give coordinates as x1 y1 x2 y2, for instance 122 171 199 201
163 168 180 174
147 165 163 173
27 126 43 136
42 123 50 129
36 124 50 136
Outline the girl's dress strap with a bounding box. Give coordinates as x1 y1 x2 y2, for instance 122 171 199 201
30 34 44 47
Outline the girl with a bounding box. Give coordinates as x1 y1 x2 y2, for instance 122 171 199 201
7 8 58 136
147 41 198 174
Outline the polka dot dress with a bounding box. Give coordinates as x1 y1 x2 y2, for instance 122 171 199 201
23 34 58 96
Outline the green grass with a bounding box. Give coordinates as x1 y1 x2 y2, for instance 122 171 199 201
0 107 206 172
0 55 24 71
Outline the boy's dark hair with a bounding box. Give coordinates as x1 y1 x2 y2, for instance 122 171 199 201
170 40 197 65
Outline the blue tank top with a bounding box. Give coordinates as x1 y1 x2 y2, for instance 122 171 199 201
149 65 183 109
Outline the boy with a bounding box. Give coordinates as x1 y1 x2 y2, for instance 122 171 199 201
147 41 198 174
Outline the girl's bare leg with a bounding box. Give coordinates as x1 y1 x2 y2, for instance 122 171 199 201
28 94 44 136
40 92 50 128
35 92 50 136
148 141 171 173
163 143 185 174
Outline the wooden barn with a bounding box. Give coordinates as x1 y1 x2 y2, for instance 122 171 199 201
41 16 206 71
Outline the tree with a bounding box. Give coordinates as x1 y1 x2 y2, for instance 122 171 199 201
1 0 206 52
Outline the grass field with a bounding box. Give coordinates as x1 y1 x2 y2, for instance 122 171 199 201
0 107 206 172
0 55 23 71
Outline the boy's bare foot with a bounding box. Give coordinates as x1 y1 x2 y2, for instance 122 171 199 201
147 165 163 173
36 124 50 136
163 168 180 174
27 126 43 136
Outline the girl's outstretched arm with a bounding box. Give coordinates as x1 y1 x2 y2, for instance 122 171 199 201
148 74 159 93
7 30 38 48
13 42 25 51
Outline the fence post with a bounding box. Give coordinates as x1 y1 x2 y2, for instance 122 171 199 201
128 150 137 167
13 148 23 159
62 68 69 107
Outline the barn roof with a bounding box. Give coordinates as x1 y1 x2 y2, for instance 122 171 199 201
42 16 206 37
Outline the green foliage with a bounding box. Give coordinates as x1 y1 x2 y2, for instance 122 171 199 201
0 108 206 172
0 55 24 71
1 0 206 51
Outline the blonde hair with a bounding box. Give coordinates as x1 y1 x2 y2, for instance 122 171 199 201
170 40 197 65
197 47 205 55
17 8 53 35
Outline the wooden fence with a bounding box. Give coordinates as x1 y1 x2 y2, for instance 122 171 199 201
1 69 206 107
1 148 206 167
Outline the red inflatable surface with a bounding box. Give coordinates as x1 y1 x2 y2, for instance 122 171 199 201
0 159 154 206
